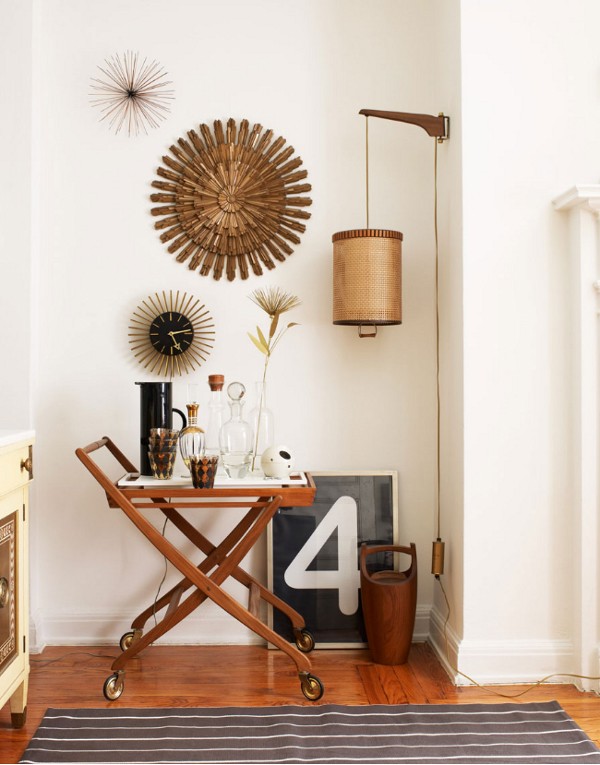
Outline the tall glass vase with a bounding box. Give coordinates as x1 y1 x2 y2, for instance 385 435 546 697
249 381 275 471
204 374 227 457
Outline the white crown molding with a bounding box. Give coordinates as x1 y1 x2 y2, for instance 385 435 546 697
553 184 600 213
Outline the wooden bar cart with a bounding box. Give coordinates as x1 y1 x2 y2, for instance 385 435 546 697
75 436 323 702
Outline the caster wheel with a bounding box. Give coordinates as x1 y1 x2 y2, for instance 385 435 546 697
119 629 141 652
300 673 324 701
103 672 124 701
294 628 315 654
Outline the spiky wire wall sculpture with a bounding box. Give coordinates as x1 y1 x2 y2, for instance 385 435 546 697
150 118 312 281
90 51 174 136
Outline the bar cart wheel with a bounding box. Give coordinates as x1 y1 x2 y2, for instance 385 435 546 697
299 672 324 701
294 628 315 654
103 672 125 701
119 629 142 652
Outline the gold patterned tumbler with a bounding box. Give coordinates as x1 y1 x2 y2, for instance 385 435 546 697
147 427 179 480
147 450 177 480
189 455 219 489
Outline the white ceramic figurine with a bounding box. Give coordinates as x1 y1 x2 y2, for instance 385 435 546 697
261 445 294 479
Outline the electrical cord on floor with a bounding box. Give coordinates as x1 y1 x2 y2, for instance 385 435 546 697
435 574 600 698
33 517 172 666
30 651 118 666
151 515 171 628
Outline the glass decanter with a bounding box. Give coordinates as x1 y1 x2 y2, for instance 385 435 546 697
219 382 254 479
178 402 205 469
204 374 227 457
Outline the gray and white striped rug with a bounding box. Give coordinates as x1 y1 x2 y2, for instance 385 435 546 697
20 701 600 764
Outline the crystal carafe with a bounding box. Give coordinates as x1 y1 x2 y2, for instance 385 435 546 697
219 382 254 479
205 374 227 457
178 403 205 469
249 380 275 470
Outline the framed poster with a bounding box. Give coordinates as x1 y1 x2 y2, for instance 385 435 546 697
268 471 398 648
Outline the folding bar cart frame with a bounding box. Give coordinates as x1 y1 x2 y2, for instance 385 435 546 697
75 436 323 702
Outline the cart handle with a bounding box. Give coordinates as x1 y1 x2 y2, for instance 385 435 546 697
75 436 139 506
77 436 137 471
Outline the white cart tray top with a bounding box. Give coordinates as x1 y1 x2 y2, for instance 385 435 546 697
117 471 309 489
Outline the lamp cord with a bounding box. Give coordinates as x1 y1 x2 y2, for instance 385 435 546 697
434 138 441 540
365 115 370 228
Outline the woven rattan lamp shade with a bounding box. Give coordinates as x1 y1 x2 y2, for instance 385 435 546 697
332 229 403 330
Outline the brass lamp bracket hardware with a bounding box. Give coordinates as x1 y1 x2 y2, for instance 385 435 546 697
359 109 450 142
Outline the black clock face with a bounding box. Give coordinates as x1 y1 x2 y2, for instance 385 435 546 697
149 311 194 356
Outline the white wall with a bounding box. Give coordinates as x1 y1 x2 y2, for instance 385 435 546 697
27 0 444 647
451 0 600 682
0 0 33 428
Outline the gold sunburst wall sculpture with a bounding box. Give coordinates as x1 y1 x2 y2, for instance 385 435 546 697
128 291 214 379
150 118 312 281
90 51 174 136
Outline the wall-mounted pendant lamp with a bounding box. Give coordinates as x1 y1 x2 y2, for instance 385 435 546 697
332 109 449 338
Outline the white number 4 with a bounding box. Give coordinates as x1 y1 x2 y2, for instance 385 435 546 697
284 496 360 615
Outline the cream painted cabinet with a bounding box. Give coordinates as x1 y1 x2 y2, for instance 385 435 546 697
0 432 33 728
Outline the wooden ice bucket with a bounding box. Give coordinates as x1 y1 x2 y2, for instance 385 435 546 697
360 543 417 665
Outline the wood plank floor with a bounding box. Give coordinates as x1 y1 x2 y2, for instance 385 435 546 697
1 642 599 763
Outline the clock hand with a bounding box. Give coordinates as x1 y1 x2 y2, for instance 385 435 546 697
169 329 192 336
167 331 183 351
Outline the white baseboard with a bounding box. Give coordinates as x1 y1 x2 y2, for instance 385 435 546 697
33 604 432 654
33 605 264 653
35 604 589 692
429 605 580 687
428 603 460 682
413 605 430 643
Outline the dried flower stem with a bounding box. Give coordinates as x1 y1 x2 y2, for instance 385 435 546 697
248 288 300 471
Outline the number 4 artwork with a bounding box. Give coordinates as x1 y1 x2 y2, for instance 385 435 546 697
268 471 398 648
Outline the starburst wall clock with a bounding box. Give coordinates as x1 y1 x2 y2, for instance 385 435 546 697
150 117 312 281
128 291 214 378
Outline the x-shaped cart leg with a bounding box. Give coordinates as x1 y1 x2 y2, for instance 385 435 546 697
104 495 323 701
123 501 312 652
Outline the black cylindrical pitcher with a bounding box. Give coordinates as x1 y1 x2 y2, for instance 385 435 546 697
136 382 187 475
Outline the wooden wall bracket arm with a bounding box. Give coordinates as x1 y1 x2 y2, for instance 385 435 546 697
359 109 450 140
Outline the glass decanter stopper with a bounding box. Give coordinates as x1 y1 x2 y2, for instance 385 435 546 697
205 374 227 457
219 382 254 479
178 402 205 469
